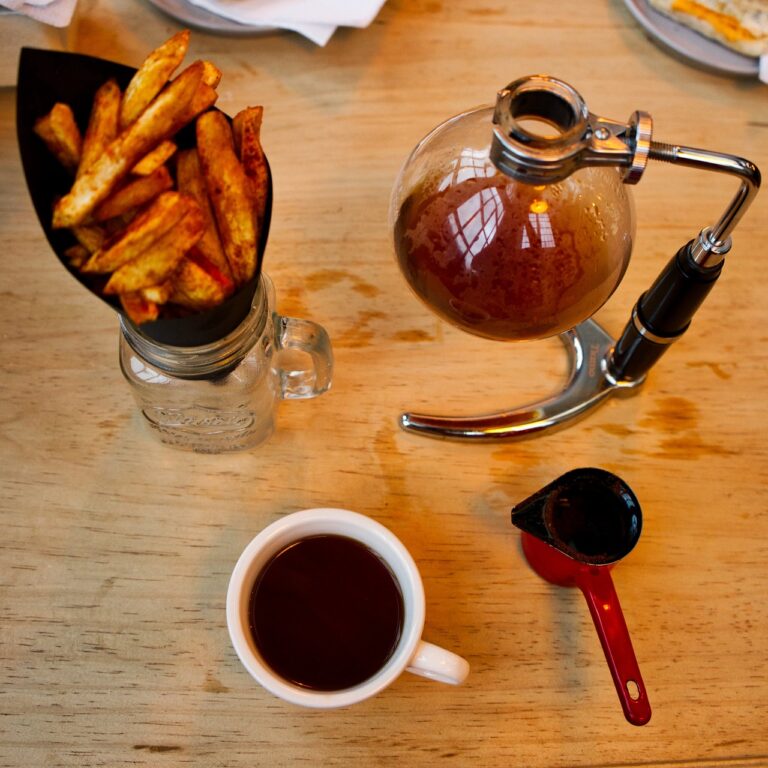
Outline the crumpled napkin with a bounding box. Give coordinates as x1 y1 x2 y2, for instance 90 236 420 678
0 0 77 27
183 0 387 45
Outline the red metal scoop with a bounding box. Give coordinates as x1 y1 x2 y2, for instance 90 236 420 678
512 468 651 726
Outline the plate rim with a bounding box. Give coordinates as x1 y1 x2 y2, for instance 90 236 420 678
623 0 760 78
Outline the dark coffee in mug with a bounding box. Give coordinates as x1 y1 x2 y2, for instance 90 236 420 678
248 534 405 691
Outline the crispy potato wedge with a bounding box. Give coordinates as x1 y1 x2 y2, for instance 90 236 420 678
231 106 259 155
120 293 160 324
102 211 139 236
139 280 174 305
53 61 205 228
176 148 233 284
177 81 218 126
78 79 121 178
83 191 194 274
231 113 244 155
132 140 177 176
188 248 234 293
64 244 90 269
196 110 257 286
120 29 190 129
235 106 268 229
201 60 222 88
72 223 106 253
104 206 205 294
92 166 173 222
34 103 82 174
170 249 234 310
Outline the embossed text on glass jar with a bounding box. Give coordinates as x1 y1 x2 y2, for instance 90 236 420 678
119 275 333 453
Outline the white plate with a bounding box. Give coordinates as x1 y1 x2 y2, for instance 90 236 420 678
623 0 760 78
144 0 275 35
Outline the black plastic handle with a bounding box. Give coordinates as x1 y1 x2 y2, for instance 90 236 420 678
609 241 723 382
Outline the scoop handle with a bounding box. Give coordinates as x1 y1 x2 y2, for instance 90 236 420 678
576 568 651 726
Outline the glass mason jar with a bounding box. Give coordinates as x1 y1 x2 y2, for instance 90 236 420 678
119 275 333 453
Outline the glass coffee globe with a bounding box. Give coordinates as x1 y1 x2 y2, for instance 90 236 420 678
390 105 635 341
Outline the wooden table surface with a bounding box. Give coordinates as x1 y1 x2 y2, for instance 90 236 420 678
2 1 767 765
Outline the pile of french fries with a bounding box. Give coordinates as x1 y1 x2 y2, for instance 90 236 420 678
33 30 268 325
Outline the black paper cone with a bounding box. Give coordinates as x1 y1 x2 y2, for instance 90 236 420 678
16 47 272 347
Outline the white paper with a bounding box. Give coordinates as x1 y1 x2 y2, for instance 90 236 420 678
0 0 77 27
1 0 55 8
183 0 386 45
760 54 767 84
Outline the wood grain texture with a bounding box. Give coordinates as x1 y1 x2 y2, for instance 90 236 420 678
1 0 767 765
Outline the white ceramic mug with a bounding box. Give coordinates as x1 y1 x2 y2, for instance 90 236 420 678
226 508 470 708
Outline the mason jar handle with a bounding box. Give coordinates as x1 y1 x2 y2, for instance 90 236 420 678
406 640 470 685
274 314 333 400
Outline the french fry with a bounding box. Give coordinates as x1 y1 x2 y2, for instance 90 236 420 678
120 29 190 129
189 248 234 292
34 103 82 174
103 210 140 234
170 249 234 310
83 191 194 274
104 206 205 294
201 60 222 88
53 61 205 228
231 107 258 155
235 106 268 229
132 140 177 176
92 166 173 222
120 293 160 324
196 110 257 286
178 81 218 126
78 79 120 178
64 244 90 269
139 280 174 305
72 223 106 253
176 148 233 284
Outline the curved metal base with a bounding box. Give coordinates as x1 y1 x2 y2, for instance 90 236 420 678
400 319 645 441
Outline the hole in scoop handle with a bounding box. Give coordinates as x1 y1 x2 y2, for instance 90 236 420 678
577 568 652 726
406 641 470 685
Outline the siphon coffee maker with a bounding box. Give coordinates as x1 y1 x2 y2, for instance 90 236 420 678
390 76 760 440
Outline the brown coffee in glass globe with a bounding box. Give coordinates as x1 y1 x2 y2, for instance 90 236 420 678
390 106 635 341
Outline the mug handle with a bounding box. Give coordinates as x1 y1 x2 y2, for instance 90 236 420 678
406 641 470 685
273 314 334 400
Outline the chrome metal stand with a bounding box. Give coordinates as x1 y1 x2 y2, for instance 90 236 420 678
400 320 642 441
399 76 760 442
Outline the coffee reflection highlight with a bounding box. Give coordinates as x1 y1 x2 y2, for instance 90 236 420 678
392 107 635 341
